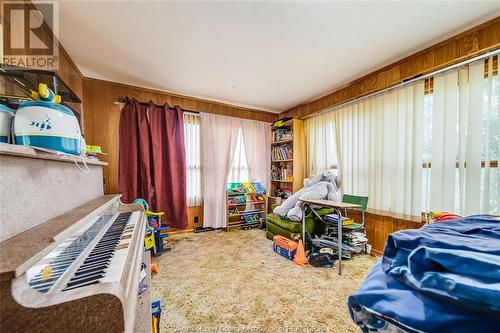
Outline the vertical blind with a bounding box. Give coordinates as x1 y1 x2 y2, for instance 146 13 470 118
306 55 499 216
183 113 202 206
428 58 499 215
331 83 425 216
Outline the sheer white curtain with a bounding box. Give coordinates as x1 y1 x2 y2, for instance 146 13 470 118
183 113 202 206
227 128 250 183
431 57 499 215
200 113 239 228
241 119 271 187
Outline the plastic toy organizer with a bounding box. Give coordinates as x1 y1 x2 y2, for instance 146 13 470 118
226 182 267 230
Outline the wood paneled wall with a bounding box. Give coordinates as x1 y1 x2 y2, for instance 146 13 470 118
283 16 500 118
349 209 423 255
82 78 277 230
82 77 277 196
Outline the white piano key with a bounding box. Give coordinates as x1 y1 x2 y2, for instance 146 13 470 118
100 249 128 283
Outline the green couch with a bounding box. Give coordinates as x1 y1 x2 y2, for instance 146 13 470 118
265 207 333 241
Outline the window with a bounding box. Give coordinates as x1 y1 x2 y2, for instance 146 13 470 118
227 128 249 183
184 113 202 206
305 112 338 177
422 56 499 215
305 55 499 216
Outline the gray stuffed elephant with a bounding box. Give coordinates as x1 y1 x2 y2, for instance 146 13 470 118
273 170 339 221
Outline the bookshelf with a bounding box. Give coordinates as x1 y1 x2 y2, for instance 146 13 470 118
270 118 306 200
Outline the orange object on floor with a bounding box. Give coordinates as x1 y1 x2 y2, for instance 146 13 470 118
293 239 308 266
151 262 159 275
273 235 298 252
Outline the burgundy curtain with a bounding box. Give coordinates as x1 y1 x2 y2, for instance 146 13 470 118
119 98 188 229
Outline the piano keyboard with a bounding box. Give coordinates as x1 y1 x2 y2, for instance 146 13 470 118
28 214 113 293
27 211 139 293
63 212 137 291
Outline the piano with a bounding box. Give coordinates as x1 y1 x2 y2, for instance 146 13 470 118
0 195 149 332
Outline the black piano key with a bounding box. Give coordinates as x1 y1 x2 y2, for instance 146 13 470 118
33 285 52 293
83 254 113 265
28 215 113 293
62 212 133 292
87 246 117 256
66 273 104 288
74 264 108 276
63 280 100 291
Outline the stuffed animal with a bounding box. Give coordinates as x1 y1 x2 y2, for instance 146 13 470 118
273 170 339 221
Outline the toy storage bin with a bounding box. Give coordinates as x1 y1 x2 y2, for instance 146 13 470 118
242 182 256 193
242 212 264 224
227 182 246 195
252 182 266 194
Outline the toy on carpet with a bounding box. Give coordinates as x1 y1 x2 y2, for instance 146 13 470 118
150 262 159 275
240 212 264 230
134 198 171 257
293 239 308 266
272 235 298 260
151 300 162 333
273 170 339 221
308 247 336 268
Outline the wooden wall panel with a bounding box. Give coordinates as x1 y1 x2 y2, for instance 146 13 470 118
83 79 277 230
349 209 423 255
283 17 500 118
82 77 277 196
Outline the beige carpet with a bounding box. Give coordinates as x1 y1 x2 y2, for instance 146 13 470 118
151 229 377 333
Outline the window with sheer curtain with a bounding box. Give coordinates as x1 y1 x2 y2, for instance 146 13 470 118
227 128 250 183
305 55 499 216
183 113 202 206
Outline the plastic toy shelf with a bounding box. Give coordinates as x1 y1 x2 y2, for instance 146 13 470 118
228 200 266 207
226 182 267 232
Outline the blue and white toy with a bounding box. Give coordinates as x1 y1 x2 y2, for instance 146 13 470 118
0 104 14 143
14 83 81 155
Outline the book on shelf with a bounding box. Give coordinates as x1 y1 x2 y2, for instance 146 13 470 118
273 128 293 142
271 164 293 181
272 143 293 160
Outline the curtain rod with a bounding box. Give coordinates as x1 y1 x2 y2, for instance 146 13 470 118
304 48 500 119
113 98 200 116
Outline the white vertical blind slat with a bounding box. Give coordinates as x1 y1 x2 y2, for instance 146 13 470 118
465 62 484 214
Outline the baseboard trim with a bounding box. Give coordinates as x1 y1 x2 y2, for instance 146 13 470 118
169 228 194 235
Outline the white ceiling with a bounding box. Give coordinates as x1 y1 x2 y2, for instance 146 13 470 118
56 1 499 113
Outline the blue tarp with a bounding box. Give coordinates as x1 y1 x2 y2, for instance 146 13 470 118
349 215 500 332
